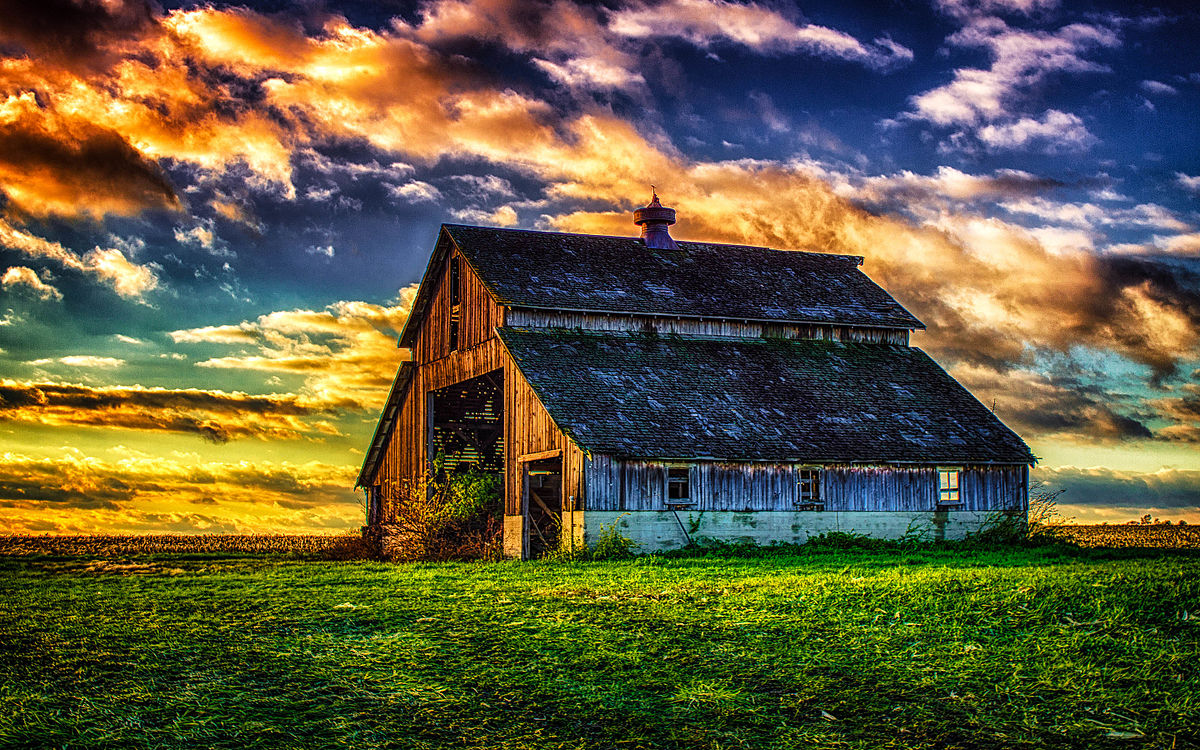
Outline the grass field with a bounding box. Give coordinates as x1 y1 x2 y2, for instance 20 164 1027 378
2 546 1198 750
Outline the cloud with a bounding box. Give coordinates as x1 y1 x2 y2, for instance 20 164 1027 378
1035 465 1200 512
450 205 519 226
1 266 62 300
899 15 1118 152
0 92 179 219
850 166 1064 210
1177 173 1200 193
546 156 1200 382
170 287 418 408
387 181 443 204
29 356 125 368
0 219 159 298
999 197 1189 232
0 0 157 70
976 110 1097 153
607 0 913 71
949 362 1155 442
934 0 1061 20
0 380 344 442
0 448 360 533
1139 79 1178 96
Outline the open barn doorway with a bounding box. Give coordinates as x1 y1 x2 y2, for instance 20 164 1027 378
523 457 562 559
426 369 504 476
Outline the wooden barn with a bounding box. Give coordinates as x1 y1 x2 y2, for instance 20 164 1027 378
356 196 1033 558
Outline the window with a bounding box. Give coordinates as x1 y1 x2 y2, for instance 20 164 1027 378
667 467 690 501
796 468 823 510
448 257 460 351
938 468 961 507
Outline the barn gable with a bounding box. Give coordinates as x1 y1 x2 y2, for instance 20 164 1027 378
400 224 924 339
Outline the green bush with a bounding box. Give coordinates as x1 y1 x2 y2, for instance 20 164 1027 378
590 515 639 560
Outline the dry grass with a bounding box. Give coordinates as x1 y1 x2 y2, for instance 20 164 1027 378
1052 525 1200 549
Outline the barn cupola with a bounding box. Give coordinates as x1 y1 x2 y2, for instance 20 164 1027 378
633 189 679 250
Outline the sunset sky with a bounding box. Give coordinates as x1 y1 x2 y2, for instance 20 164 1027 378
1 0 1198 534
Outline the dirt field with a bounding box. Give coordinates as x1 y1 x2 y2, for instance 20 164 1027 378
0 533 371 558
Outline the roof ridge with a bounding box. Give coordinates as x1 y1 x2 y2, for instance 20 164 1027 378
441 222 861 262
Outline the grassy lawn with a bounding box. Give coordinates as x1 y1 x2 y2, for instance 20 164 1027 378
1 547 1198 749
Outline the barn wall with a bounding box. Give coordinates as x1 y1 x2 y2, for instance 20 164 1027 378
413 249 504 365
584 458 1027 515
503 362 586 557
584 510 1011 550
373 338 508 522
506 308 909 345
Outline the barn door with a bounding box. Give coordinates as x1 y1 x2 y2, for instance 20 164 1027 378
523 457 562 560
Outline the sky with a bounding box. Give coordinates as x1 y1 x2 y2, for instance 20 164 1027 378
0 0 1198 534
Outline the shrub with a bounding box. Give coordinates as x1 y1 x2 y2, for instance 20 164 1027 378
387 468 503 562
590 515 639 560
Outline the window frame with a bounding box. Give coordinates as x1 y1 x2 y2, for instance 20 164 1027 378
796 467 823 511
937 467 962 508
666 466 691 503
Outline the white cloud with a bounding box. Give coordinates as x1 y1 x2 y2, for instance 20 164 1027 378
173 221 234 259
387 181 442 204
900 14 1118 153
30 356 126 368
533 56 646 91
1 266 62 301
1139 79 1178 96
450 206 519 227
976 110 1097 153
608 0 913 71
1176 173 1200 193
306 245 335 258
934 0 1060 20
1000 197 1190 231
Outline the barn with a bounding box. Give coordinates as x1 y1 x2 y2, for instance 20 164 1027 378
356 195 1033 558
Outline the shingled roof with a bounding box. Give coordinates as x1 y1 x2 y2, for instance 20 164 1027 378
497 328 1033 464
399 225 923 346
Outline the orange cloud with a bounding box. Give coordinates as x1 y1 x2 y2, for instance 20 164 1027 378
170 287 418 410
0 380 344 442
0 448 360 534
0 219 158 298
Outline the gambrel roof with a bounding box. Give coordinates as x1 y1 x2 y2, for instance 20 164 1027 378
399 224 922 346
497 327 1033 464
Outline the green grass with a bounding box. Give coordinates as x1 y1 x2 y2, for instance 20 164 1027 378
1 548 1198 749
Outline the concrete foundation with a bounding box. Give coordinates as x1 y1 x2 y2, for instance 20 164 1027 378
583 510 1016 551
503 514 524 559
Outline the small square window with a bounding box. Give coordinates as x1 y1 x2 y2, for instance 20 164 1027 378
796 468 823 510
938 468 961 506
667 468 690 501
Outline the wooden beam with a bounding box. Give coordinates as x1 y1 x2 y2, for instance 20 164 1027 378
517 448 561 463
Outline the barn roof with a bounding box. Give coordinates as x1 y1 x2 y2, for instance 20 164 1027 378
355 361 413 488
399 225 922 346
497 328 1033 464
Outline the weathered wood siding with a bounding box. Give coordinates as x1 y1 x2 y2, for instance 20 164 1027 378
504 364 585 516
371 332 586 523
413 250 504 365
507 308 909 345
584 459 1027 513
961 465 1028 512
374 339 507 522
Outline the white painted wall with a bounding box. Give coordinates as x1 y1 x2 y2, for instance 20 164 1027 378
584 509 1021 551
